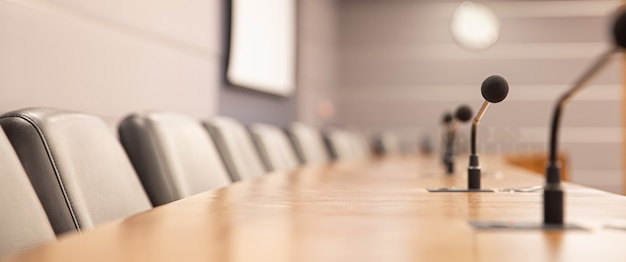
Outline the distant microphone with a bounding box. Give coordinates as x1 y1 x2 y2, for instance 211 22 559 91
544 10 626 225
455 105 473 123
442 106 473 174
443 112 454 124
468 75 509 190
441 112 454 167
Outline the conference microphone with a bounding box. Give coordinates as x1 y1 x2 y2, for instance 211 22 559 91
468 75 509 190
469 9 626 231
443 105 473 174
441 112 454 168
428 77 507 192
544 10 626 226
456 105 473 123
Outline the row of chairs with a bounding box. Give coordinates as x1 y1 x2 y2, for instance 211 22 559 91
0 108 380 256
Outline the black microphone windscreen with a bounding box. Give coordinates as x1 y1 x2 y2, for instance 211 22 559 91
442 112 453 124
455 105 473 122
613 9 626 48
481 75 509 103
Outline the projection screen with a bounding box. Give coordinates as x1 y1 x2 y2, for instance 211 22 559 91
226 0 296 96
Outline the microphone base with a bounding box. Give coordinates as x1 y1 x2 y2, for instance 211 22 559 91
469 220 585 231
468 167 481 189
443 152 454 175
468 154 481 189
418 171 502 178
544 164 564 225
445 161 454 175
544 184 564 225
427 187 494 193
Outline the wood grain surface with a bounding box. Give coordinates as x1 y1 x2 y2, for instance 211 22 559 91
3 155 626 262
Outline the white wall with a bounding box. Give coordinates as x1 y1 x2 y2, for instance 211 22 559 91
0 0 223 126
335 0 623 194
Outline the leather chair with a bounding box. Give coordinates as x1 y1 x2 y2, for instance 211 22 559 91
249 123 299 172
325 130 370 161
0 129 55 256
0 108 152 235
119 112 231 207
203 117 266 181
372 131 401 155
288 122 330 165
351 132 372 159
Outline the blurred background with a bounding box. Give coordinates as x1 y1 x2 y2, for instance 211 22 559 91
0 0 622 193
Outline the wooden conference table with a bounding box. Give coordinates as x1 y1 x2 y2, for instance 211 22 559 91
4 155 626 262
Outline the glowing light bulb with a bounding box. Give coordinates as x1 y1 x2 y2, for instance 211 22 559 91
451 1 500 50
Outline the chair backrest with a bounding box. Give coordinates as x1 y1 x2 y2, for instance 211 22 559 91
0 129 55 256
0 108 152 235
203 116 266 181
326 129 371 161
119 112 231 206
373 131 401 155
351 132 372 159
249 123 299 172
288 122 329 165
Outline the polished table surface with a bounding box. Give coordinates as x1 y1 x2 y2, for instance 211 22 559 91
4 155 626 262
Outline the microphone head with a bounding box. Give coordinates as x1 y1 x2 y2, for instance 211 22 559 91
455 105 473 122
613 9 626 48
481 75 509 103
442 112 453 124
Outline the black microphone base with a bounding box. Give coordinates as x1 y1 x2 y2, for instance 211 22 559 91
443 152 454 175
468 154 481 189
445 161 454 175
469 220 585 231
544 163 564 225
427 187 494 192
544 183 564 225
468 168 481 189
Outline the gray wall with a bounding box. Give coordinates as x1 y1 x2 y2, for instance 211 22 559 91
219 0 337 128
218 85 297 127
296 0 338 127
335 0 623 193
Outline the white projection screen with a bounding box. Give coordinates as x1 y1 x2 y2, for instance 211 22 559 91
227 0 296 96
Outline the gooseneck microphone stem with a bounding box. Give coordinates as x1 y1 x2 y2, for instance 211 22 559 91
544 48 617 225
444 125 456 174
548 48 617 166
468 101 491 189
446 125 454 151
470 101 490 155
443 124 452 173
447 125 457 154
442 105 473 175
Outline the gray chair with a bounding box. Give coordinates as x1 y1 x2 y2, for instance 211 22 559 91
203 116 266 181
249 123 299 172
0 108 152 235
325 129 371 161
119 111 231 207
288 122 330 165
0 129 55 256
373 131 401 155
